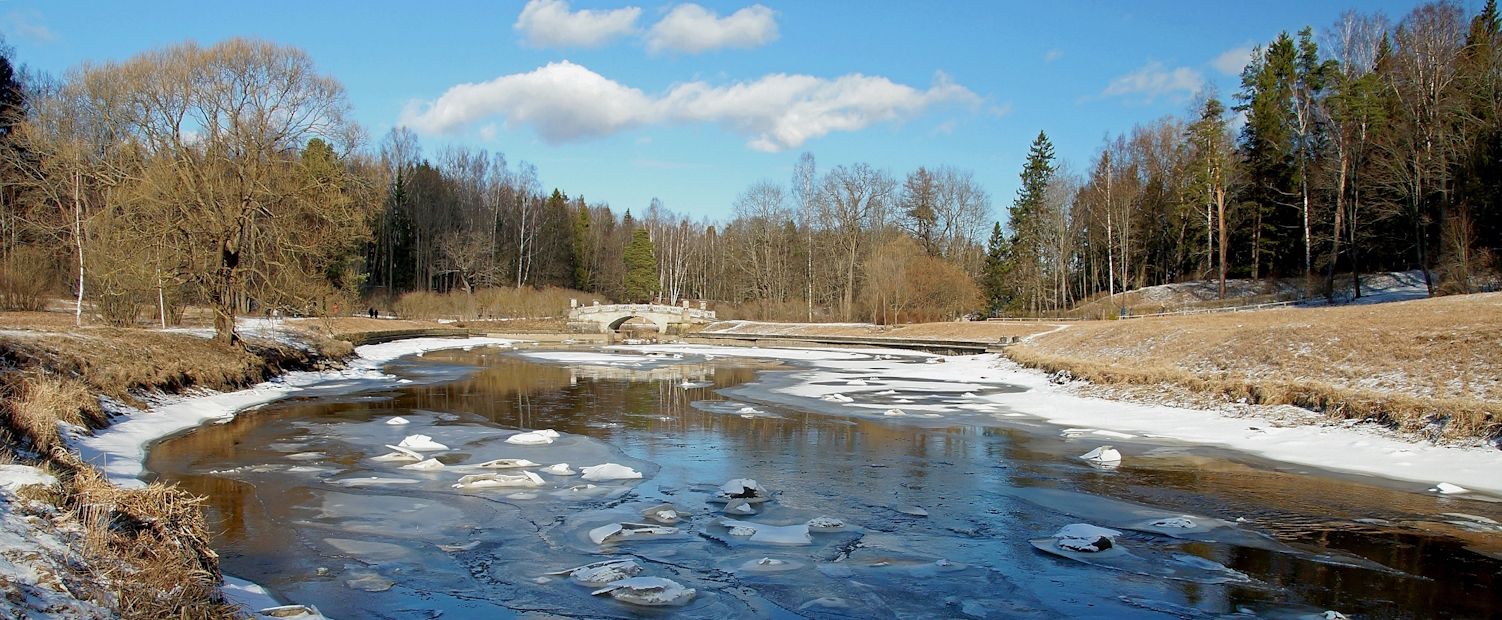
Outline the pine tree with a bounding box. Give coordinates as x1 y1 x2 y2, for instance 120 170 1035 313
623 228 658 302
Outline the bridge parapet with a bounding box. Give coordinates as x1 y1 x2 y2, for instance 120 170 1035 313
567 302 716 333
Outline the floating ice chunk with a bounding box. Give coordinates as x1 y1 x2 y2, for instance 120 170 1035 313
477 458 540 469
727 525 756 536
1431 482 1469 494
1093 430 1135 439
738 406 760 414
506 492 538 500
1149 517 1196 529
588 522 679 544
821 393 854 403
718 518 813 545
591 576 696 606
437 541 479 552
715 478 769 503
883 408 906 417
735 556 806 573
375 444 425 461
1053 523 1122 553
846 379 867 386
806 517 845 530
962 392 977 398
641 503 684 524
896 505 929 517
546 559 643 586
723 499 758 515
453 471 544 488
1080 445 1122 464
385 416 409 425
581 463 643 481
541 463 576 475
401 458 444 471
397 434 448 451
506 429 561 445
258 604 325 619
876 390 898 396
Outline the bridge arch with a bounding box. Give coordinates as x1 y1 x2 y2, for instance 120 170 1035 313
567 302 716 334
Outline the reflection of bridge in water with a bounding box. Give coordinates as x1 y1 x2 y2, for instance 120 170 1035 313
567 300 717 334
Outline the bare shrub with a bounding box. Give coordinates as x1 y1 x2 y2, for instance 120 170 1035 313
0 245 55 311
391 286 605 321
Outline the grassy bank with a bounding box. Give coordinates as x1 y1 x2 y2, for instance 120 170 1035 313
1007 293 1502 442
0 313 354 619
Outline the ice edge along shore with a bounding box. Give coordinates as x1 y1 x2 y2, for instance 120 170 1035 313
57 337 1502 615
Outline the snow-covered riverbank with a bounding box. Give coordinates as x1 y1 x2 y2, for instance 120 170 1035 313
617 344 1502 497
42 336 515 619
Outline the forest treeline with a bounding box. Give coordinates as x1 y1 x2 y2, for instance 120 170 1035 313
0 0 1499 345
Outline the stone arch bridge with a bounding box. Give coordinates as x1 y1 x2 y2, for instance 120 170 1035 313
567 301 717 334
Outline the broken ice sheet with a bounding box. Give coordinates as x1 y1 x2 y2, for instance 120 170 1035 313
591 576 696 607
716 518 812 545
396 434 448 451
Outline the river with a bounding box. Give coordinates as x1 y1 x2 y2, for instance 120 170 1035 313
146 344 1501 619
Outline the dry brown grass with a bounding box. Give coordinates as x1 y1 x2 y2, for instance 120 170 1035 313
1009 292 1502 441
700 319 1061 342
43 454 241 620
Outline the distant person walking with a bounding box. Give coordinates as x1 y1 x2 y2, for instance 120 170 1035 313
368 307 378 319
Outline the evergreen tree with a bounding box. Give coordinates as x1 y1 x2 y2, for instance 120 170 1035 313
1000 131 1055 313
572 200 592 291
982 221 1010 314
623 228 658 302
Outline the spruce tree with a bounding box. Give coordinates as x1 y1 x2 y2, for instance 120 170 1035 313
983 221 1010 315
623 228 659 302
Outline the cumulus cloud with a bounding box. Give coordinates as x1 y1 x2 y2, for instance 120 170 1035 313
1212 46 1255 76
645 3 779 54
401 61 980 152
1100 61 1204 104
514 0 641 49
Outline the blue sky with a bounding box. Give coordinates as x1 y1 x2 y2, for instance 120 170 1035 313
5 0 1428 222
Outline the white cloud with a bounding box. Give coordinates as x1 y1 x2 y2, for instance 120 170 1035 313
1100 61 1204 104
401 61 980 152
1212 45 1255 76
645 3 778 54
6 10 56 43
1044 48 1063 63
514 0 641 49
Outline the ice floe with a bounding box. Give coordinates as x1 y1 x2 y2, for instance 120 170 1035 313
506 429 561 445
587 521 680 544
713 478 769 503
1053 523 1122 553
540 463 576 475
372 444 425 462
1431 482 1469 494
590 576 696 606
580 463 643 481
396 434 448 451
400 458 444 471
476 458 540 469
547 559 643 586
716 518 813 545
821 393 854 403
453 471 544 489
641 502 685 524
385 416 409 425
1080 445 1122 465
